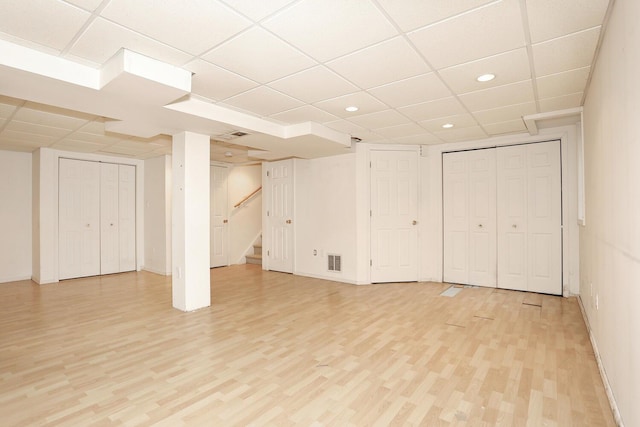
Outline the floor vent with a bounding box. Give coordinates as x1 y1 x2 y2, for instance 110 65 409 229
328 254 341 272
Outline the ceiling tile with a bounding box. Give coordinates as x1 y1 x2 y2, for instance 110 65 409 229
64 132 123 145
220 0 297 21
222 86 304 117
376 123 428 138
313 92 388 118
99 140 156 155
326 37 430 89
0 0 90 51
68 18 192 67
420 114 478 133
263 0 398 62
387 133 442 145
527 0 610 43
75 120 107 135
50 139 105 152
532 27 600 76
269 66 358 104
483 119 527 135
537 66 590 99
101 0 252 55
0 129 57 145
434 125 487 142
539 92 584 112
0 103 18 119
185 59 258 101
12 107 90 130
202 27 316 84
472 102 537 125
377 0 497 32
347 110 411 130
368 73 451 108
408 0 525 69
64 0 105 12
438 48 531 94
269 105 339 124
5 121 71 138
398 97 467 122
459 80 535 112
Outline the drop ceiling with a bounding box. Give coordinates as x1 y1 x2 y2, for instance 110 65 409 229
0 0 611 163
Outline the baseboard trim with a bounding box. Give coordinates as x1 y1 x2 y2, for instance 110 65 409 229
577 295 624 426
142 266 171 276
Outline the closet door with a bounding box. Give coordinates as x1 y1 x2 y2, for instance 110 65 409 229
118 164 136 272
59 159 100 280
443 149 496 287
497 141 561 294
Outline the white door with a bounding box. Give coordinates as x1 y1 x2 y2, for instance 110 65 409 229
370 150 418 283
443 149 496 287
118 164 136 272
100 163 120 275
59 158 100 280
497 141 561 294
266 159 294 273
210 165 229 268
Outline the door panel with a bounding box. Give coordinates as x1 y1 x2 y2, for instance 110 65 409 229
526 141 562 294
59 158 100 280
210 165 229 268
371 150 418 283
118 164 136 272
497 146 528 291
497 141 561 294
100 163 120 275
443 149 496 287
267 159 293 273
443 151 469 284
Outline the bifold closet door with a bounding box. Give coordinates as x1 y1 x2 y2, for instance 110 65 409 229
59 158 101 280
443 149 496 287
60 159 136 280
497 141 561 295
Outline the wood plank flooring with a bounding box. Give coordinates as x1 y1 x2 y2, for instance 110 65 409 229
0 265 614 426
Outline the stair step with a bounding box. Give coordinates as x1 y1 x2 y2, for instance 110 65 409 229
246 254 262 265
253 244 262 256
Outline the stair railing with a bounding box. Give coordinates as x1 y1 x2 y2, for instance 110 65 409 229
234 186 262 209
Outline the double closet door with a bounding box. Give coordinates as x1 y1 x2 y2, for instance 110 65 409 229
59 158 136 280
443 141 562 295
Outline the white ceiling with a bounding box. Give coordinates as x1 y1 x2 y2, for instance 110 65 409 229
0 0 611 163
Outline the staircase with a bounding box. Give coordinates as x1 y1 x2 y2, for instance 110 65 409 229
245 236 262 265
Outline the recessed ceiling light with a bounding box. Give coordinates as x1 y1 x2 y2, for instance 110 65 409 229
345 106 359 112
442 123 454 129
477 73 496 82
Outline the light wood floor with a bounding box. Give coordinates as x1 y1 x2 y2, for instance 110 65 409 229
0 265 614 426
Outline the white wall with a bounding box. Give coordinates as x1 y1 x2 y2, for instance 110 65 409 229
580 0 640 424
0 150 32 283
294 153 359 283
144 155 172 275
228 164 262 264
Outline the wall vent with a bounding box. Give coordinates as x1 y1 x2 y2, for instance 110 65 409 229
328 254 341 272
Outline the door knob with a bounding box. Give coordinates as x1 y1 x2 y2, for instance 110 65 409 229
85 223 90 227
478 223 483 228
286 219 292 224
223 219 228 223
412 220 417 225
512 224 518 229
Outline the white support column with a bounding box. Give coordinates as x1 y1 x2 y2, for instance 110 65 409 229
172 132 210 311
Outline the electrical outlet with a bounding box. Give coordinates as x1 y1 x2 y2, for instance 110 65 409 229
313 249 317 256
